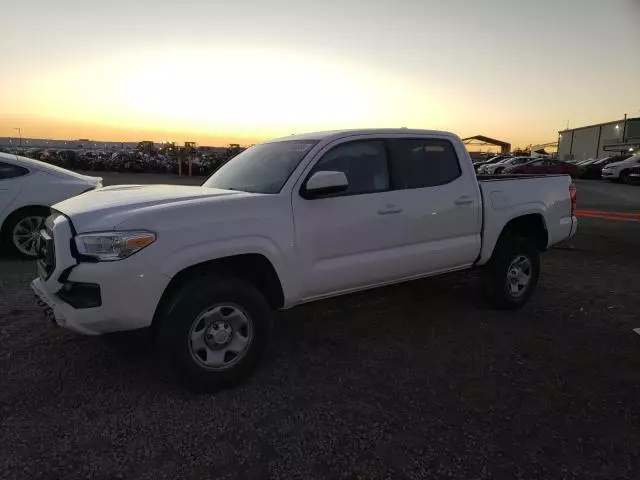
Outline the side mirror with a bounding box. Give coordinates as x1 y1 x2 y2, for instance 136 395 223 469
303 170 349 198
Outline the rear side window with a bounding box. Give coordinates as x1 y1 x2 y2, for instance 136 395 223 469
387 139 461 189
0 161 29 180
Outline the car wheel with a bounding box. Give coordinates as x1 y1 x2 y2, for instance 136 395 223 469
156 277 272 392
620 170 630 183
482 235 540 310
494 167 504 175
1 207 50 259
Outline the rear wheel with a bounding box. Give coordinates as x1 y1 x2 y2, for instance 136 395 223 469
1 207 50 259
156 277 272 392
482 235 540 310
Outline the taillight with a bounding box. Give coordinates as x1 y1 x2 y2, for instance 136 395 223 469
569 183 577 215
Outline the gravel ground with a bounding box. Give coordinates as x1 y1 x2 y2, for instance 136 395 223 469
1 177 640 479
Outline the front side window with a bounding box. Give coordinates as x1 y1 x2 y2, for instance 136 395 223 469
388 138 461 189
203 140 318 194
309 140 389 196
0 161 29 180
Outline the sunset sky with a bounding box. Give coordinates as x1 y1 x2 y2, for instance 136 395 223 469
2 0 639 147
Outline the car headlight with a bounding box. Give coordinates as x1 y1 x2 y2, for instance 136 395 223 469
75 231 156 261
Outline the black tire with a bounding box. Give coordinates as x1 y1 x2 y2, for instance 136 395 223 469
156 277 272 392
619 170 630 184
0 206 50 259
494 167 504 175
482 235 540 310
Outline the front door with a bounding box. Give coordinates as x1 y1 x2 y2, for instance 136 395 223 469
291 139 411 299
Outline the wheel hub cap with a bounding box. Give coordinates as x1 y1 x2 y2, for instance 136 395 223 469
12 216 44 257
506 255 532 297
204 321 232 347
188 304 253 370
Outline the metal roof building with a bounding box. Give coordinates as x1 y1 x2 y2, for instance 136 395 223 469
558 116 640 162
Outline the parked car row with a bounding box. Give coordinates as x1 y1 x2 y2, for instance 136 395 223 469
478 156 538 175
475 153 640 182
0 147 241 176
503 159 580 176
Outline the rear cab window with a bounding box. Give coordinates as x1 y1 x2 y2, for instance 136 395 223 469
386 138 462 189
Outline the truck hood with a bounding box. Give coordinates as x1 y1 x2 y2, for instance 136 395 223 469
52 184 242 232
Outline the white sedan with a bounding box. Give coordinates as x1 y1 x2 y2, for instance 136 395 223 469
483 156 536 175
601 154 640 182
0 152 102 258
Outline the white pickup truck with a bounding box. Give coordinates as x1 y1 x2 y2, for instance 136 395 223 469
32 129 578 390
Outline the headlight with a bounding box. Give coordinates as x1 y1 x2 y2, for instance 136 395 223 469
75 231 156 261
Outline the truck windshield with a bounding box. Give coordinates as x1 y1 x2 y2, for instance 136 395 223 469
203 140 318 194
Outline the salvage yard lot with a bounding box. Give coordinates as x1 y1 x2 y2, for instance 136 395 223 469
1 176 640 479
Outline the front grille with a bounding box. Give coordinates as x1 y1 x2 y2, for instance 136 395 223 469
37 229 55 279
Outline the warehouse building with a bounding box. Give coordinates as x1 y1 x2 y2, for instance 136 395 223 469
558 116 640 162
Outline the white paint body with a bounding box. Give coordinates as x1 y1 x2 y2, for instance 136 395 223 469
601 154 640 180
0 152 102 233
31 129 578 335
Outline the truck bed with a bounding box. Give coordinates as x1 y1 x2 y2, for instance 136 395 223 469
475 173 576 265
476 174 571 181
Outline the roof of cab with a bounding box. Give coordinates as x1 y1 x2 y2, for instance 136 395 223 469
265 128 458 144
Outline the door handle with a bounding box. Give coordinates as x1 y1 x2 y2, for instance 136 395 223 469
454 196 474 205
378 205 402 215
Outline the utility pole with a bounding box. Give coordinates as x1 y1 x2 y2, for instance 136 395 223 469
13 128 22 147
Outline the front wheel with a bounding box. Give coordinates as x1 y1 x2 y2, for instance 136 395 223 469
620 170 630 184
482 235 540 310
156 277 272 392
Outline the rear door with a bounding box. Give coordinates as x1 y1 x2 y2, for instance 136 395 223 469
383 137 482 276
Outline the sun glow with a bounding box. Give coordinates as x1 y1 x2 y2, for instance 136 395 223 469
9 46 463 143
